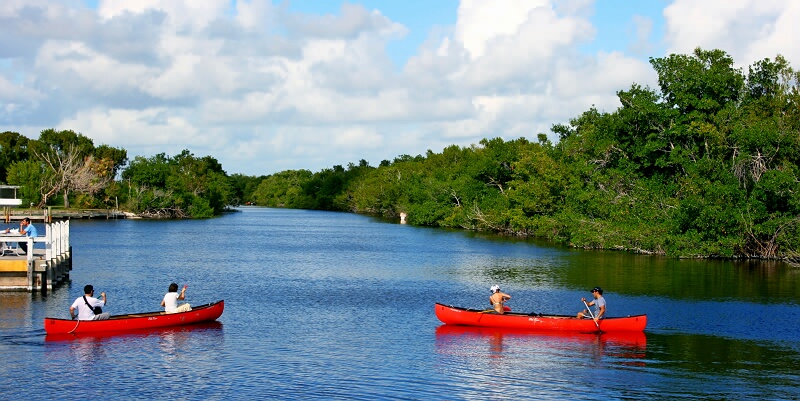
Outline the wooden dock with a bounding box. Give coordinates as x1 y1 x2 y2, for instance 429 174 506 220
4 207 128 223
0 220 71 293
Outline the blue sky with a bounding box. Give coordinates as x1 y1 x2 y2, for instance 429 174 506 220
285 1 669 68
288 0 460 68
3 0 798 176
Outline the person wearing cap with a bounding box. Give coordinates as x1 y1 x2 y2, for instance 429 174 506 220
577 286 606 321
489 285 511 314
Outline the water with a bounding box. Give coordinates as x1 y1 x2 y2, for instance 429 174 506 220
0 207 798 400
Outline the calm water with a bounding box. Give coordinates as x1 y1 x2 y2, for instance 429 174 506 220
0 207 798 400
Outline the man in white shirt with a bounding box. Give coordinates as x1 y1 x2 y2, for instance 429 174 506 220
161 282 191 313
70 284 110 320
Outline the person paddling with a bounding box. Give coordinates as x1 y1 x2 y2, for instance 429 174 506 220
577 286 606 322
161 282 192 314
489 285 511 314
70 284 110 320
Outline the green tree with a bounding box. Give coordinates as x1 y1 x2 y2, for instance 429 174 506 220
251 170 313 208
94 144 128 178
120 150 234 218
6 159 43 205
0 131 30 183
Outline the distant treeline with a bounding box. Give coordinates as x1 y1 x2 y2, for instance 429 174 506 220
242 48 800 260
0 129 236 218
3 48 798 259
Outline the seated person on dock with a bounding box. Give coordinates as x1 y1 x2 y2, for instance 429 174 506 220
161 282 191 313
70 284 111 320
489 285 511 314
4 217 37 254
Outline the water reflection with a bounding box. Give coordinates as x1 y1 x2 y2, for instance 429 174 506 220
44 322 224 367
0 293 31 329
44 321 223 343
435 324 647 364
561 252 798 303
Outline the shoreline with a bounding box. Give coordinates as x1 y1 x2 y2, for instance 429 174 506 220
3 208 130 221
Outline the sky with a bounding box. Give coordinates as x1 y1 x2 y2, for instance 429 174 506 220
1 0 798 176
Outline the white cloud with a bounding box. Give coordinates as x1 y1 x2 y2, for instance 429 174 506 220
97 0 230 30
58 108 198 148
0 75 43 103
628 15 654 55
34 40 155 95
0 0 796 175
664 0 800 66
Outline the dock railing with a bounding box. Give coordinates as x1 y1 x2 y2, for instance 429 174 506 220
27 220 71 292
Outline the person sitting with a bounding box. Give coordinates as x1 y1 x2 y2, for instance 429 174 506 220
70 284 111 320
161 282 192 313
489 284 511 314
577 286 606 321
4 217 38 254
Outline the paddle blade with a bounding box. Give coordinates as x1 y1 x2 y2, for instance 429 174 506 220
503 305 511 312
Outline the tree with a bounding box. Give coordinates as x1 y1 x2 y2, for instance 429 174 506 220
120 150 235 218
649 48 744 119
0 131 30 183
94 144 128 178
33 144 112 208
6 159 43 205
252 170 313 208
27 129 107 208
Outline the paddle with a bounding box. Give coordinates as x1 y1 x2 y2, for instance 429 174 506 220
583 299 602 332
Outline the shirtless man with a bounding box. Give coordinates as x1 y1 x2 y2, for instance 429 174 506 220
489 285 511 314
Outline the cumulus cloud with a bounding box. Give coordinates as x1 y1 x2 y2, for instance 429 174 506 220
663 0 800 66
0 0 796 175
628 15 654 56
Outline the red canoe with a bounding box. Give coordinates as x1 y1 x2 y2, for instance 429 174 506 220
44 300 224 335
435 303 646 332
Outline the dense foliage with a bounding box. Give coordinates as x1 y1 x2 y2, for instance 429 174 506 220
1 130 236 218
242 49 800 259
2 48 797 258
120 150 235 218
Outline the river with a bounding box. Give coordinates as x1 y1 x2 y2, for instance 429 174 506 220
0 207 797 400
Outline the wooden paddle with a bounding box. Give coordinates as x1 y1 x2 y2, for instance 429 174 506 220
583 299 602 332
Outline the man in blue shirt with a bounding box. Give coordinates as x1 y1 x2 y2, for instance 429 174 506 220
16 217 37 254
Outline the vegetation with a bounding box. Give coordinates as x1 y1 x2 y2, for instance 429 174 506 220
2 48 797 258
240 49 800 260
2 131 236 218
